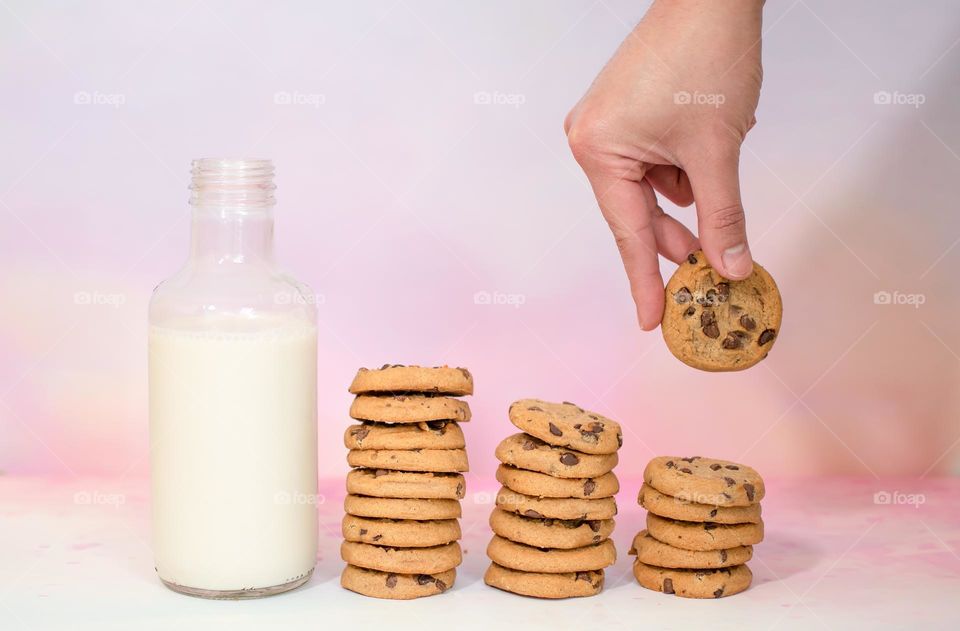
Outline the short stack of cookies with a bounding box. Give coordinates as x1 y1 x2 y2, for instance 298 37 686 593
484 399 623 599
340 365 473 600
629 456 765 599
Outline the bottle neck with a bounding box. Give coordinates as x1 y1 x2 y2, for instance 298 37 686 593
187 159 277 265
189 210 275 264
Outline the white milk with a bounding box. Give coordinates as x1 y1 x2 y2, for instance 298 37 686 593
149 320 318 595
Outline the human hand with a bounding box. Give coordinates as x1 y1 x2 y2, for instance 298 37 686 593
565 0 764 330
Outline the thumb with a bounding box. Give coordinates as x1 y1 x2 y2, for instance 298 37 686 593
687 153 753 280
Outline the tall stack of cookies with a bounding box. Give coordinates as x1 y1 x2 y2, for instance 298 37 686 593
484 399 623 599
629 456 765 598
340 365 473 600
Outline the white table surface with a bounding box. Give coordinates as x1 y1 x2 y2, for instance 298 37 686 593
1 476 958 630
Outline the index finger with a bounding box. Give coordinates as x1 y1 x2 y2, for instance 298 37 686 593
587 172 664 330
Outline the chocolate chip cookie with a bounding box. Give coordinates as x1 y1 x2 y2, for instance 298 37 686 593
349 395 471 423
485 564 604 599
489 508 614 549
496 464 619 499
341 565 455 600
487 536 616 573
662 250 782 371
495 433 618 478
644 456 765 507
342 364 473 600
630 529 752 569
342 515 461 547
632 561 752 598
508 399 622 455
646 513 764 551
344 422 465 451
346 469 465 500
347 448 469 473
344 495 462 521
349 365 473 395
340 540 462 575
495 486 618 520
639 483 762 524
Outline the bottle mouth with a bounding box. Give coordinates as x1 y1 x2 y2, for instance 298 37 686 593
189 158 276 210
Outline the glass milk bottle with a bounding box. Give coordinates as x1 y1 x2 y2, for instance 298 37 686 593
149 158 318 599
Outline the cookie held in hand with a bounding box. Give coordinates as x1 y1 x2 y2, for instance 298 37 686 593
661 250 782 371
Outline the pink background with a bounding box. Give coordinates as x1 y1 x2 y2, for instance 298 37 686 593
2 0 959 482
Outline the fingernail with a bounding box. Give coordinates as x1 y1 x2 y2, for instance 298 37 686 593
722 243 753 278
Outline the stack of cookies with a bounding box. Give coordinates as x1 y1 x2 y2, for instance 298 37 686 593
484 399 623 599
629 456 765 598
340 365 473 600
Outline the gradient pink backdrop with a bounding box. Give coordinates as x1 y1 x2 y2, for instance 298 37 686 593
1 0 958 482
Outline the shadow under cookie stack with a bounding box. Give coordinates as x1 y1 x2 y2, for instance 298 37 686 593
629 456 765 598
484 399 623 599
340 365 473 599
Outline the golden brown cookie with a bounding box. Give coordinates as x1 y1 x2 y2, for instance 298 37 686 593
644 456 765 507
495 486 617 520
484 563 604 599
341 565 455 599
340 540 462 574
345 422 465 450
489 508 614 549
661 250 782 372
632 560 752 598
629 530 752 569
496 465 619 499
344 495 462 521
638 483 761 524
349 395 471 423
486 535 616 573
495 433 617 478
508 399 621 455
349 365 473 395
346 469 465 500
342 515 461 547
646 513 764 551
347 448 469 473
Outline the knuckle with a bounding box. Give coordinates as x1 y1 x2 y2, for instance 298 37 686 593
566 116 608 165
611 230 635 256
703 203 746 231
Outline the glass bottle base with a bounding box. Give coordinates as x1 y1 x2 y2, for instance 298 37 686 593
160 568 313 600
